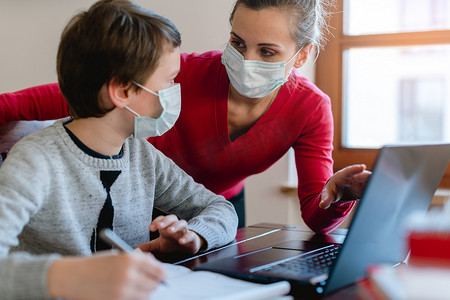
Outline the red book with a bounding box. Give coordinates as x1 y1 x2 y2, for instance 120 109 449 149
408 231 450 267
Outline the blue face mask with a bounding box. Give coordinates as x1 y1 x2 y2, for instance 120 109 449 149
125 82 181 138
221 43 302 98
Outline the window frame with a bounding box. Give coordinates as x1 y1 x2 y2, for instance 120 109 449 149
315 0 450 187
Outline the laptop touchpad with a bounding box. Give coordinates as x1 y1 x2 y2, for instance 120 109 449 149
272 240 335 251
233 248 305 271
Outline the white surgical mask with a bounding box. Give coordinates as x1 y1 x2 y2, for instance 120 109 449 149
221 43 302 98
125 82 181 138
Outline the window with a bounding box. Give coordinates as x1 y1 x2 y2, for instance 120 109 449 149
398 77 445 143
316 0 450 187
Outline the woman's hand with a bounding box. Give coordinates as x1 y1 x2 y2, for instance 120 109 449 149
320 164 372 209
138 214 205 255
48 251 166 300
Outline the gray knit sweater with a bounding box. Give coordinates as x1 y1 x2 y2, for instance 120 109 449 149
0 119 238 299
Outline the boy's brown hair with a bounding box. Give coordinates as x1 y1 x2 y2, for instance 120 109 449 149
57 0 181 118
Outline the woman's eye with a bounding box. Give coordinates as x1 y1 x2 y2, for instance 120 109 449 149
261 48 275 57
231 40 245 49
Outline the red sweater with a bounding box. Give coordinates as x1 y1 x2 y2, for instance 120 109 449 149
0 51 354 234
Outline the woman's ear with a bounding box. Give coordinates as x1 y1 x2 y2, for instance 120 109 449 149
293 44 314 68
107 77 133 108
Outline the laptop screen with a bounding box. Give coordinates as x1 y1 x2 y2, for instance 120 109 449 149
324 144 450 294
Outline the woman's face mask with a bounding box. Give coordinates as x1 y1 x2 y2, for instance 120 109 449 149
125 82 181 138
221 44 302 98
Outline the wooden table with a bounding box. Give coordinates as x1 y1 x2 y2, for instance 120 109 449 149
156 223 366 300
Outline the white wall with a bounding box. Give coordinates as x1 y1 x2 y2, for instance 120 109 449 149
0 0 315 228
0 0 236 92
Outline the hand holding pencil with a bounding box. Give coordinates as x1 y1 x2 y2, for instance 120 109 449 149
47 229 166 300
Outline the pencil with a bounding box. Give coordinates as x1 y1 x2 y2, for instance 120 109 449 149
99 228 168 286
99 228 134 253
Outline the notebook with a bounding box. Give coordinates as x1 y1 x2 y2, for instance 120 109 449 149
151 263 292 300
193 144 450 298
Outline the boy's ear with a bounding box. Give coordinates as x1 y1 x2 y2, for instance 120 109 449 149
293 44 314 69
107 77 133 108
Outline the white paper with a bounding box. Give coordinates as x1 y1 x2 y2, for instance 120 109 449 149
370 264 450 300
149 263 292 300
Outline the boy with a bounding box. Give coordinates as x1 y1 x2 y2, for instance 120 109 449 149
0 0 238 299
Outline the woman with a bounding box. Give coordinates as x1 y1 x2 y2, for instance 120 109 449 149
0 0 369 232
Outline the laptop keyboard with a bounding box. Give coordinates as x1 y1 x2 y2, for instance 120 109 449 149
256 244 341 278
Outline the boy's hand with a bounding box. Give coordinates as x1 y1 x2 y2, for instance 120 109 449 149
138 214 205 255
48 251 166 300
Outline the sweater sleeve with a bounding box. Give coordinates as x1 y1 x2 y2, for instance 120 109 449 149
151 147 238 250
0 83 68 123
0 253 60 300
0 138 59 299
294 96 355 235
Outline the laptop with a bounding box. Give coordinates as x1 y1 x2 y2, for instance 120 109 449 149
194 144 450 297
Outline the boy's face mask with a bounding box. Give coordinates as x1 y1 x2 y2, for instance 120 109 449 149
125 82 181 138
221 43 302 98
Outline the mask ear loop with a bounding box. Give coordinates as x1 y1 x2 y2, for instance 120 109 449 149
124 106 140 117
286 46 304 66
125 81 161 117
132 81 159 97
124 82 142 117
285 46 305 80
